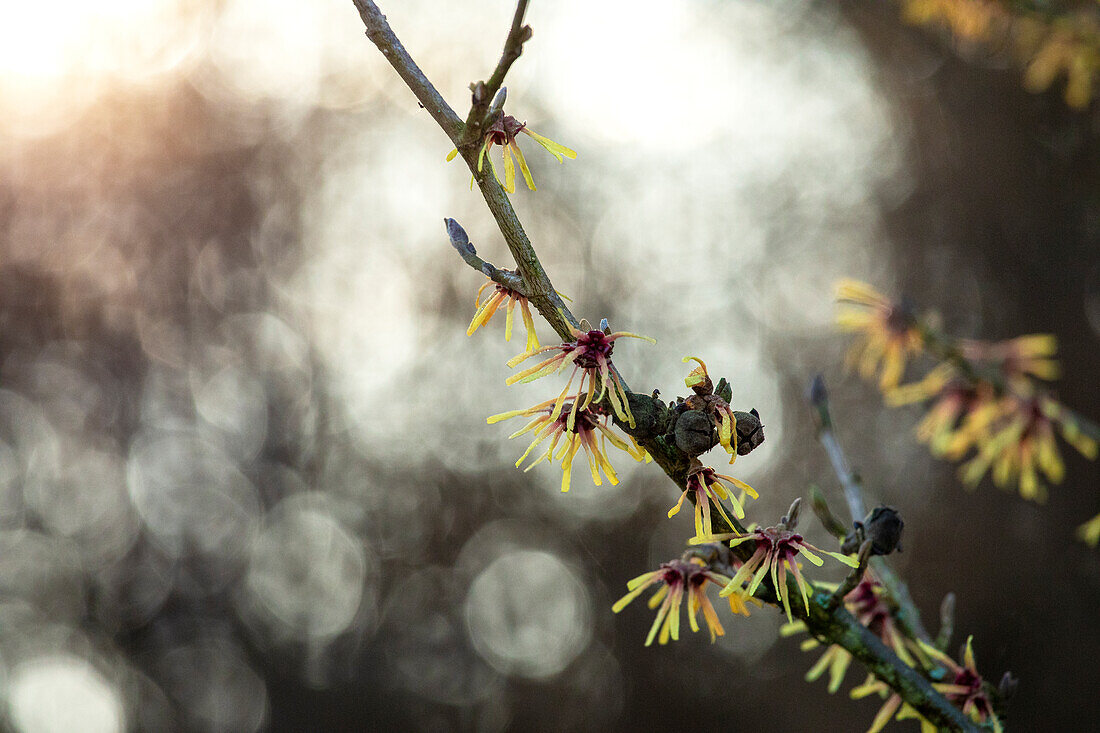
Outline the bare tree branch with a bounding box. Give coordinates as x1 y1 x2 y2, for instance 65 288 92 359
350 0 463 140
354 0 578 342
808 374 933 644
352 3 982 730
462 0 532 146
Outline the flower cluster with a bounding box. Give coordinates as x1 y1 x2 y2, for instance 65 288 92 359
401 17 1028 730
447 112 576 193
612 556 752 646
839 280 1098 514
781 576 1008 732
783 579 920 696
439 95 1020 727
957 393 1097 502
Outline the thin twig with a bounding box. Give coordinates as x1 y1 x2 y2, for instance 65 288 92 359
351 0 463 140
462 0 532 146
828 540 872 610
808 375 866 520
445 218 527 293
354 0 577 342
808 375 933 643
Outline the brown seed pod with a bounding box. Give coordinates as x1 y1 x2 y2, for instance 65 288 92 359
674 409 716 456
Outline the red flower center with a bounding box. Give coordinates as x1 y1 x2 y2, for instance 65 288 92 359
564 330 615 370
755 528 803 559
885 301 917 333
485 114 527 146
557 405 599 434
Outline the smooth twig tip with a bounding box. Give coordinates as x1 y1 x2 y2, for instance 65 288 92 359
487 87 508 120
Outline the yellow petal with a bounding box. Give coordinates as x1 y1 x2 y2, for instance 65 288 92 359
502 144 516 194
520 128 577 162
511 142 536 191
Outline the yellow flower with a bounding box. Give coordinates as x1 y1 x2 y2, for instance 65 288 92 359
1024 27 1097 110
835 280 924 391
902 0 1001 42
706 525 858 623
959 333 1060 383
917 636 1003 733
446 113 576 193
783 578 921 699
887 364 998 459
850 675 936 733
488 396 644 493
612 557 744 646
668 464 757 540
506 326 654 429
467 276 540 353
959 395 1097 502
809 644 855 694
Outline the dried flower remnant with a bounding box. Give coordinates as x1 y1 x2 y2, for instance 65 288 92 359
710 524 858 623
488 397 644 493
506 326 654 429
612 557 747 646
681 357 742 463
668 463 758 540
835 280 923 391
446 113 577 193
918 636 1003 733
959 394 1098 502
467 276 540 352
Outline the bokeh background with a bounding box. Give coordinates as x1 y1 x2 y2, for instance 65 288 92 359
0 0 1097 730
